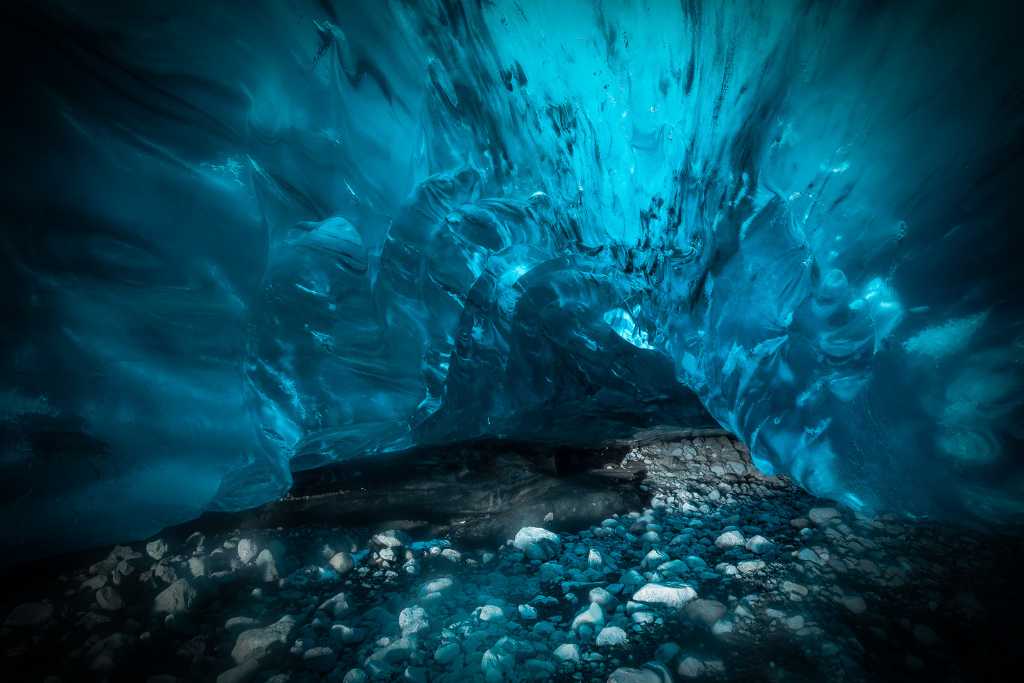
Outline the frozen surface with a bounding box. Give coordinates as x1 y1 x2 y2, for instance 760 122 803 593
1 0 1022 556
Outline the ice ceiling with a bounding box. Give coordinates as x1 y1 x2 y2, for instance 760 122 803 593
1 0 1022 558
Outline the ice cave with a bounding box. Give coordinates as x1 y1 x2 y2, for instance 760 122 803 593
1 1 1022 681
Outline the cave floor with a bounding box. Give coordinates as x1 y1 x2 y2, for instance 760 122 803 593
2 435 1022 682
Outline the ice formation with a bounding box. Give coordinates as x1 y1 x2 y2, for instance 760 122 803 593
1 0 1022 557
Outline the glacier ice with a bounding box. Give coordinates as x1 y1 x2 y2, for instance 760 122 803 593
0 0 1022 557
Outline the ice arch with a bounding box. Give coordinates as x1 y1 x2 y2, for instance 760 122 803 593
1 0 1022 558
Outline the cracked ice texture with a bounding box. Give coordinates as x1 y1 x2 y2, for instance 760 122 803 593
0 0 1022 558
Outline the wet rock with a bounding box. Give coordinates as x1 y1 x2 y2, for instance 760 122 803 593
303 646 337 672
632 583 697 609
5 602 52 626
231 615 298 663
554 643 581 663
571 602 605 631
399 606 430 636
329 551 354 574
714 530 745 549
154 579 198 615
596 626 628 647
607 662 672 683
216 660 260 683
736 559 766 575
96 586 124 611
684 599 726 627
237 539 259 564
745 535 773 554
808 507 840 526
513 527 561 561
146 539 169 561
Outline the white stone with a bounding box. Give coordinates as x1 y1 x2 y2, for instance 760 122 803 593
237 539 258 564
399 606 430 636
596 626 628 647
553 643 580 663
513 527 561 561
329 551 354 574
632 583 697 609
714 530 745 549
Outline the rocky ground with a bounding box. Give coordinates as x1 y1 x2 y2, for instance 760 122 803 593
2 435 1022 682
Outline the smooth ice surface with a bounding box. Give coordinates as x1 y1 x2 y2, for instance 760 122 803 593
1 0 1022 557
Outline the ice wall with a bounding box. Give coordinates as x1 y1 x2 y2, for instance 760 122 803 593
1 0 1022 558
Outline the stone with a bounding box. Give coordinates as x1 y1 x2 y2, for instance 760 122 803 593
607 662 672 683
553 643 581 663
329 551 354 574
420 577 454 596
434 642 460 664
399 606 430 636
841 595 867 614
481 645 514 682
684 599 726 627
596 626 628 647
154 579 198 615
371 530 409 548
320 591 352 618
254 549 278 582
642 549 669 569
5 602 52 626
513 527 561 561
237 539 259 564
478 604 505 623
342 670 369 683
588 548 604 570
745 535 773 554
303 646 337 672
632 583 697 609
231 615 297 663
216 660 260 683
518 604 538 620
146 539 169 561
808 507 840 526
714 530 745 549
96 586 124 611
737 560 766 574
676 657 706 679
571 602 604 631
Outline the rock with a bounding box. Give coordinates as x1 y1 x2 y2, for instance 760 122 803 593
319 591 352 618
798 548 824 565
329 551 354 574
632 583 697 609
342 670 369 683
607 662 672 683
188 556 208 578
434 642 460 664
303 646 337 672
676 657 706 679
254 549 278 582
371 530 410 548
589 586 617 610
5 602 52 626
216 660 260 683
237 539 259 564
684 599 726 627
571 601 605 632
420 577 454 596
553 643 581 663
840 595 867 614
714 530 745 549
96 586 124 611
518 604 538 620
745 535 773 554
642 549 669 569
146 539 169 561
231 615 297 663
808 507 840 526
481 644 514 682
596 626 628 647
225 616 260 633
399 606 430 636
478 604 505 623
736 559 766 574
513 527 561 561
588 548 604 570
654 642 681 664
154 579 198 615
